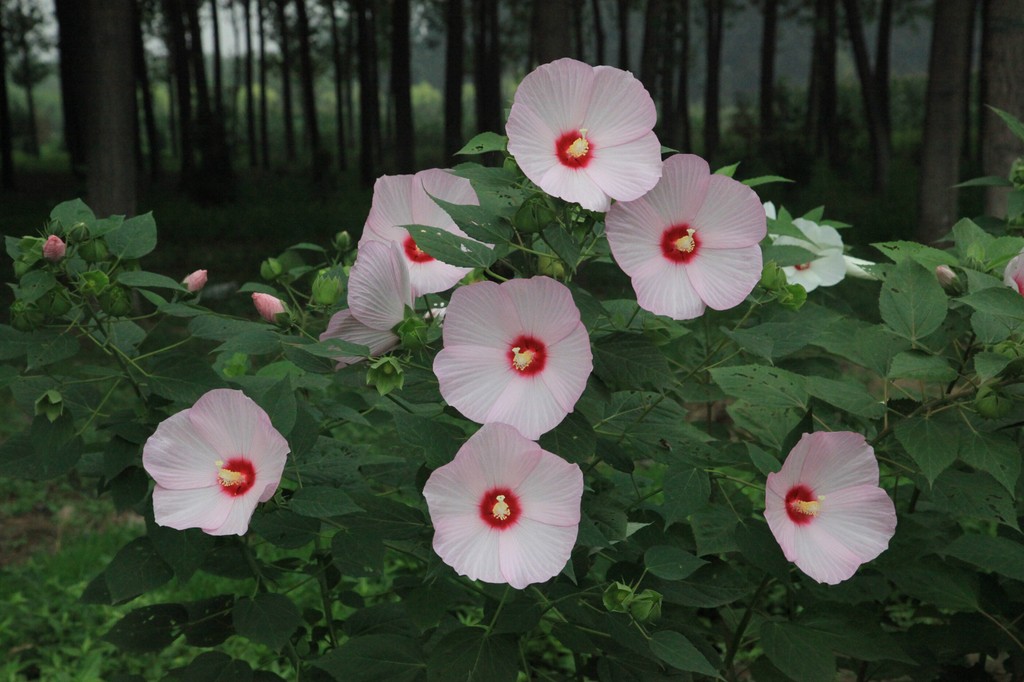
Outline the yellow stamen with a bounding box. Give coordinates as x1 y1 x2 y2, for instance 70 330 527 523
511 346 536 371
565 129 590 159
791 498 821 516
217 462 247 488
674 228 696 253
492 495 511 521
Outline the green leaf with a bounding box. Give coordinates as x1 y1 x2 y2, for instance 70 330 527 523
314 634 426 682
117 270 186 291
144 353 226 403
289 486 363 518
928 469 1019 529
959 428 1020 494
814 318 910 375
253 375 297 435
960 286 1024 343
104 537 174 604
106 212 158 259
644 546 707 580
148 523 215 582
954 175 1013 188
405 223 497 268
250 509 321 549
593 332 670 390
888 351 958 383
760 621 836 682
164 651 255 682
648 630 716 675
233 593 302 650
710 365 807 409
393 413 466 469
539 412 596 464
17 269 57 303
26 329 80 370
804 375 884 419
542 224 582 268
988 105 1024 143
429 194 513 244
456 132 508 155
873 240 958 269
426 629 517 682
742 174 793 188
885 559 979 610
945 533 1024 581
662 464 711 526
103 603 187 653
50 198 95 227
894 414 961 485
762 243 820 268
879 258 947 342
714 161 739 177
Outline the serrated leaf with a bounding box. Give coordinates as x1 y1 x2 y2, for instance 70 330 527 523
313 634 426 682
117 270 186 291
662 464 710 526
593 332 670 390
804 375 884 418
928 470 1019 529
106 212 158 259
873 240 958 269
289 486 363 518
743 174 793 187
542 224 581 268
456 131 508 155
710 365 807 409
879 259 947 342
885 559 979 610
405 223 497 268
17 269 57 303
760 621 836 682
988 105 1024 143
429 195 513 244
959 428 1020 494
894 414 961 485
539 412 596 464
393 413 465 469
649 630 717 675
888 351 958 382
50 198 96 227
945 533 1024 581
104 603 187 653
426 629 517 682
104 537 174 604
148 523 215 582
26 330 80 370
644 546 707 580
250 508 321 549
233 594 302 650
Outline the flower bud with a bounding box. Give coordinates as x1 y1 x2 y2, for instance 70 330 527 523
39 289 72 318
10 300 45 331
537 254 566 278
43 235 66 262
1010 157 1024 191
252 292 287 323
98 286 133 317
333 230 352 252
260 257 284 281
777 283 807 310
366 356 404 396
515 198 556 234
602 581 634 613
34 389 63 423
975 384 1014 420
396 310 428 350
79 270 111 295
934 264 957 288
628 589 663 622
311 269 343 305
760 261 789 291
183 269 208 293
78 238 109 263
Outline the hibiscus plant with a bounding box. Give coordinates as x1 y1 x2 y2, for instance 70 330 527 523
3 59 1024 681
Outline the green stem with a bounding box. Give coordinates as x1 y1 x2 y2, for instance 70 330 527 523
723 575 771 680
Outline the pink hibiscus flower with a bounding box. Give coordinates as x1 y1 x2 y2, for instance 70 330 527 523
1004 248 1024 296
422 422 583 589
433 276 592 440
505 57 662 213
320 240 414 367
604 154 766 320
359 168 481 297
765 431 897 585
142 389 289 536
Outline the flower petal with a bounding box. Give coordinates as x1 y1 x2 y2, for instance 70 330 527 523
347 240 411 330
631 257 707 320
152 484 232 532
605 194 669 274
540 325 593 413
432 514 504 584
434 345 515 425
413 168 480 227
514 453 583 527
537 163 612 212
691 174 766 249
483 373 567 440
684 244 762 311
582 131 662 204
507 57 595 140
205 493 262 536
320 309 400 366
644 154 711 227
143 410 222 490
584 65 657 145
499 518 578 589
502 276 584 344
441 281 522 350
792 431 880 495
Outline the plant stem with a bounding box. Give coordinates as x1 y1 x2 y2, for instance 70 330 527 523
723 575 771 680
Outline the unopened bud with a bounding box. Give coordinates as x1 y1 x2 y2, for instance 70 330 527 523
333 231 352 252
366 356 404 396
34 389 63 423
975 384 1014 420
777 283 807 310
628 589 662 622
935 264 957 288
98 286 132 317
311 269 343 306
516 198 556 234
260 257 284 281
10 300 45 331
252 292 288 324
43 235 66 262
78 238 109 263
537 254 566 278
183 269 208 293
760 261 789 291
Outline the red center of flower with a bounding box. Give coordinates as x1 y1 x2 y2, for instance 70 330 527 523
479 487 521 530
660 224 701 264
403 234 435 263
216 457 256 497
509 335 547 375
784 484 821 526
555 129 594 168
794 262 811 271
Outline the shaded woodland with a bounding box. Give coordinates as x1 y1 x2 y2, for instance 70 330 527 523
0 0 1022 244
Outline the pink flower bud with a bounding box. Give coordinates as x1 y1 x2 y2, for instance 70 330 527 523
183 269 208 292
43 235 66 262
252 292 286 323
935 264 957 287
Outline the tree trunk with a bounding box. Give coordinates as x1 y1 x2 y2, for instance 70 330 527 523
391 0 414 172
325 0 347 170
675 0 691 152
0 7 15 189
55 0 88 173
533 0 575 65
133 0 161 179
807 0 837 164
18 31 39 158
841 0 890 191
703 0 723 160
875 0 892 140
444 0 464 159
84 0 138 216
617 0 630 70
658 1 677 144
473 0 502 135
211 0 224 120
759 0 778 144
165 0 195 176
258 0 270 168
230 0 242 137
276 0 297 162
355 0 381 184
294 0 321 167
243 0 257 167
917 0 975 244
981 0 1024 217
591 0 605 64
640 0 663 101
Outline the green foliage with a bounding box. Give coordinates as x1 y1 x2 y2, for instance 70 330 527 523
4 133 1024 682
